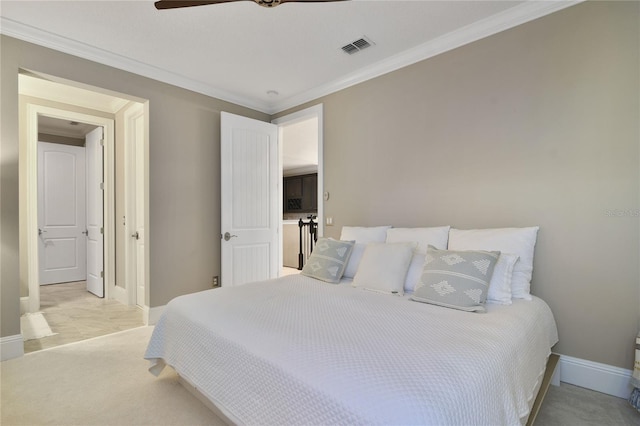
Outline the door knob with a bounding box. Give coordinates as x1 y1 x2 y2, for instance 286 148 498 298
223 232 237 241
131 231 139 240
38 228 47 235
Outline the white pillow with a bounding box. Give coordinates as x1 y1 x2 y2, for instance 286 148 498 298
385 226 450 253
341 226 391 278
385 226 451 292
340 226 391 243
486 253 519 305
448 227 539 300
352 242 414 295
343 243 365 279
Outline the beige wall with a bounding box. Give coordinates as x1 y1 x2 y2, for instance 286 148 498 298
276 2 640 369
1 36 269 338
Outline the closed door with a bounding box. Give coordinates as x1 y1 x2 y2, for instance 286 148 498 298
86 127 104 297
38 142 87 285
220 112 279 286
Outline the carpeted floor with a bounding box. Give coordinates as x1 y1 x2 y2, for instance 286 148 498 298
2 326 639 425
2 327 224 426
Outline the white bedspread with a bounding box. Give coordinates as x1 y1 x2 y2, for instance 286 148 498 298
145 274 558 425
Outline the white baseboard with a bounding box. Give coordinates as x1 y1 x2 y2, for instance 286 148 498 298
0 334 25 361
558 354 633 399
20 297 29 315
111 285 129 306
145 305 165 325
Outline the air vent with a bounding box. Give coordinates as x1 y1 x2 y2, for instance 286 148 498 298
341 36 374 55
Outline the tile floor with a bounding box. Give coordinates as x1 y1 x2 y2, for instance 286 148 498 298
23 281 144 353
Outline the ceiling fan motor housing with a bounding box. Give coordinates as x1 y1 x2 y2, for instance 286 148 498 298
256 0 281 7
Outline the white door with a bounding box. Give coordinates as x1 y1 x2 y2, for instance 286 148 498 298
86 127 104 297
132 112 146 306
221 112 279 286
38 142 87 285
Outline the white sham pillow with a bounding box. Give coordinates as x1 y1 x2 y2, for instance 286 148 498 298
352 242 414 295
341 226 391 278
340 226 391 243
343 243 365 279
486 253 519 305
448 227 539 300
385 226 451 292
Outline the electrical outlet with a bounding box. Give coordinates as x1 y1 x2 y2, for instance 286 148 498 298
212 276 220 287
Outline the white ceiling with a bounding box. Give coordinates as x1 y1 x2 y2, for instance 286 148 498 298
1 0 580 114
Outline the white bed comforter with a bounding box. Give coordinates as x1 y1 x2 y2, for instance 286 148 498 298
145 274 558 425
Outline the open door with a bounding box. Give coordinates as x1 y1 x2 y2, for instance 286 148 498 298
220 112 279 286
86 127 104 297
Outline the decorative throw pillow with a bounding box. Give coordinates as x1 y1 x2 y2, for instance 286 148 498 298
411 246 500 312
385 226 451 292
352 242 415 295
340 226 391 279
448 227 539 300
301 238 355 283
486 253 519 305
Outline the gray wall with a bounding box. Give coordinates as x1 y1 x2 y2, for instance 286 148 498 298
0 36 269 338
276 1 640 369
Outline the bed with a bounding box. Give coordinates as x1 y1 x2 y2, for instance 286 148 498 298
144 272 558 425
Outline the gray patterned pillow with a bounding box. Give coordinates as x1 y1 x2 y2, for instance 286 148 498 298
411 245 500 312
301 238 355 283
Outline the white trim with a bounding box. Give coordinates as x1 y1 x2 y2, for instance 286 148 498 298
145 305 166 326
0 2 583 115
24 104 116 312
20 297 29 315
558 354 633 399
0 334 25 361
111 284 129 306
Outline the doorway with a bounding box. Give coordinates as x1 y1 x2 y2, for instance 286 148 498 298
19 71 150 348
272 104 324 275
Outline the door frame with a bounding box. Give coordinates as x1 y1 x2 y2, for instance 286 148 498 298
24 104 116 313
272 104 324 273
122 102 149 308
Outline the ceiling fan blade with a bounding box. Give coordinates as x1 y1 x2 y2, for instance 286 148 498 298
280 0 349 3
154 0 244 10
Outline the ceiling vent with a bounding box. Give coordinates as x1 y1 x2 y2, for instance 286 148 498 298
341 36 374 55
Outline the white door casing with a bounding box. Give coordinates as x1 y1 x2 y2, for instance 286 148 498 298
221 112 279 286
37 142 87 285
25 104 115 313
86 127 104 297
272 104 324 275
123 105 147 307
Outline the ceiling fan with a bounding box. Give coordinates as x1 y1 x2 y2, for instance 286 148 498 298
155 0 348 10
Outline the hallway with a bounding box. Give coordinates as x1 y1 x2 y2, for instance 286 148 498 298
23 282 144 353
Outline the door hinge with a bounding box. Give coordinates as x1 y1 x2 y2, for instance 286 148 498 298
100 139 104 147
100 182 104 190
100 227 104 234
100 271 104 278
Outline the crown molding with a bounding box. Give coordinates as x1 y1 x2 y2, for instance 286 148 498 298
1 1 583 116
0 17 271 113
268 0 584 114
